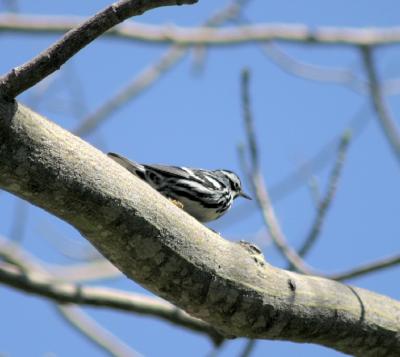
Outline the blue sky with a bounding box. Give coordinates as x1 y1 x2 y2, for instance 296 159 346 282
1 1 400 356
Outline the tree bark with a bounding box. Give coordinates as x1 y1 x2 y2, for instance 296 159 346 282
0 100 399 356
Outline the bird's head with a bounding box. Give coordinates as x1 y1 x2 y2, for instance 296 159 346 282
219 170 252 200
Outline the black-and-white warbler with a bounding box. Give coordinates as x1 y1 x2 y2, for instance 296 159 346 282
108 152 251 222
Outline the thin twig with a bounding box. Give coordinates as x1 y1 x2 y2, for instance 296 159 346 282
191 0 251 73
74 47 186 136
261 42 365 93
306 175 321 208
331 254 400 281
57 305 142 357
233 14 367 93
75 0 249 136
241 69 313 274
297 131 351 259
218 103 371 230
241 70 259 170
9 199 28 243
238 339 257 357
0 0 197 100
251 173 313 274
361 46 400 164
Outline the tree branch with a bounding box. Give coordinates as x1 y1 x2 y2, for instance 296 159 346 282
74 0 246 137
330 253 400 281
217 104 370 231
361 46 400 165
0 237 223 344
241 69 314 275
260 42 366 92
74 46 187 137
8 207 129 357
0 0 197 100
0 260 224 343
57 305 142 357
1 101 399 355
296 131 351 259
2 14 400 47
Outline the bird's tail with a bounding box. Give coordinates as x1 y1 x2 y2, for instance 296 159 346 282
107 152 145 177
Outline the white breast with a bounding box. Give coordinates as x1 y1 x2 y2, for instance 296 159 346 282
177 196 222 222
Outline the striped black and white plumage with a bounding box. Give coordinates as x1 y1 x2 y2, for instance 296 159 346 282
108 152 251 222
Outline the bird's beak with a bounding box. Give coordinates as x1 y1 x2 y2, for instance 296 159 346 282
239 191 252 200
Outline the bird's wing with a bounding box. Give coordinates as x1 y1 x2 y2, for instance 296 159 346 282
107 152 143 175
108 152 193 180
143 164 192 180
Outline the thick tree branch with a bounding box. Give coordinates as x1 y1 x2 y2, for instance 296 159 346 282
1 14 400 47
0 101 399 356
0 0 197 100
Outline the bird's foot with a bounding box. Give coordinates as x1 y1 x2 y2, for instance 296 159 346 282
168 198 184 209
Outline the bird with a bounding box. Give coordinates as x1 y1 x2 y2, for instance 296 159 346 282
107 152 251 222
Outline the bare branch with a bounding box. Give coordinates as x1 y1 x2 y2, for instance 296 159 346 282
4 13 400 97
361 46 400 164
4 11 400 98
306 175 321 208
241 69 314 275
57 305 142 357
9 198 28 242
0 238 223 344
261 42 365 92
240 68 399 294
0 102 399 355
74 47 186 137
239 339 257 357
217 103 370 230
75 0 247 136
241 69 259 170
296 131 351 260
0 229 114 286
331 254 400 281
0 261 221 340
0 0 197 100
0 234 120 282
2 14 400 47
